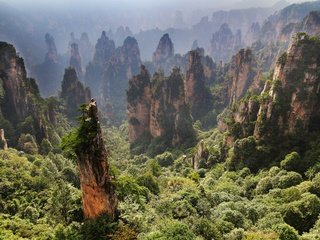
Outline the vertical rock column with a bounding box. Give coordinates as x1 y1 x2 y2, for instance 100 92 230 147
76 100 117 219
0 129 8 150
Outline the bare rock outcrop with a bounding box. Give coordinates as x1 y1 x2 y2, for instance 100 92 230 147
32 33 64 96
60 68 91 121
185 50 213 120
127 67 196 155
76 100 117 219
210 23 242 63
0 129 8 150
69 43 83 81
254 34 320 139
127 65 151 143
85 33 141 123
227 48 260 106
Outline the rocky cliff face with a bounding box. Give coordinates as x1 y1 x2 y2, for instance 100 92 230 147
45 33 58 63
252 2 320 45
69 43 83 81
153 33 174 63
247 2 320 72
85 31 116 97
127 67 195 155
152 33 174 72
101 36 141 123
0 42 29 123
127 65 151 143
69 32 94 68
85 33 141 123
254 34 320 140
79 32 94 68
61 68 91 121
227 48 260 106
245 22 261 47
0 41 65 148
76 100 117 219
210 23 242 63
219 33 320 144
298 11 320 37
190 4 287 51
185 50 213 120
93 31 116 65
32 33 64 97
0 129 8 150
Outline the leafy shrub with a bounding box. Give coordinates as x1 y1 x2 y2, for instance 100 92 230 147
256 212 284 230
188 171 200 182
116 175 149 202
255 176 273 194
40 138 53 155
54 222 81 240
274 224 299 240
111 223 137 240
244 231 278 240
62 167 80 187
223 228 245 240
80 214 117 240
310 173 320 197
172 199 196 219
144 221 197 240
274 171 303 189
22 206 39 223
193 218 222 240
18 134 39 154
146 136 169 157
137 173 160 195
155 151 174 167
227 136 269 172
217 209 246 229
130 132 152 155
280 152 301 172
146 159 161 177
284 193 320 233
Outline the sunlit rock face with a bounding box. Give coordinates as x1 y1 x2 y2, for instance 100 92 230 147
127 66 196 154
218 35 320 143
0 41 63 147
127 65 151 143
226 48 260 106
76 100 117 219
254 35 320 140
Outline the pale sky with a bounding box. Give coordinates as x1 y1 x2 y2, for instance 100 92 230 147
1 0 312 10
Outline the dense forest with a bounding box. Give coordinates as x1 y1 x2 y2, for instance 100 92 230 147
1 1 320 240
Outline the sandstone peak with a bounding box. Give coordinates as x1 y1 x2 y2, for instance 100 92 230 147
93 31 116 63
61 68 91 121
0 129 8 150
152 33 174 64
69 43 83 80
75 100 117 219
45 33 58 64
210 23 242 63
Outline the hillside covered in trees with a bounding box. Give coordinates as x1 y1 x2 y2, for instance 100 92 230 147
1 1 320 240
